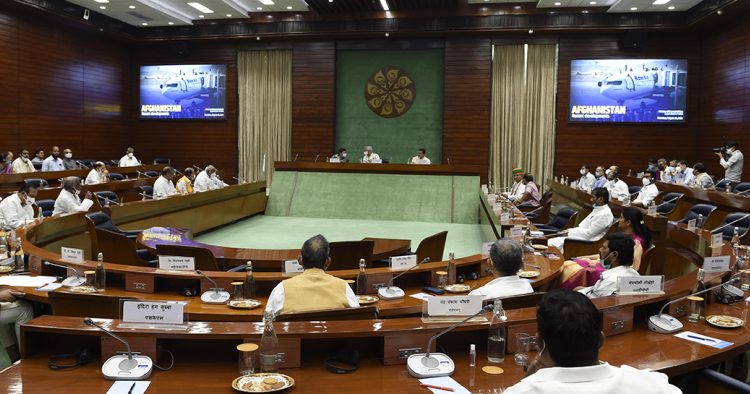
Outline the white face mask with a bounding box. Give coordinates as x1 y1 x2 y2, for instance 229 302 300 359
675 167 682 173
26 196 35 205
128 153 134 158
580 169 586 175
605 169 612 176
65 153 72 159
364 152 369 156
342 153 347 158
642 177 651 186
74 188 81 196
21 157 28 163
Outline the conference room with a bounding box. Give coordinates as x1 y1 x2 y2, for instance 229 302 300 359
0 0 748 393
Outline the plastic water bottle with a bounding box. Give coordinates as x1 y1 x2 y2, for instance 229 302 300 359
487 301 506 363
447 251 457 285
259 310 279 373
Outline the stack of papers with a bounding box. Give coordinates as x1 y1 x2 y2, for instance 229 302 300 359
106 381 151 394
0 276 58 288
674 331 733 349
419 377 472 394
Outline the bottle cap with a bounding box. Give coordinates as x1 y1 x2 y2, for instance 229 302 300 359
470 344 475 351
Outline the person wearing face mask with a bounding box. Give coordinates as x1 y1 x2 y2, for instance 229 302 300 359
604 166 629 202
154 166 178 199
631 170 658 207
61 149 79 171
573 232 638 298
0 183 37 229
502 168 526 202
176 167 196 194
42 146 64 172
577 164 595 192
662 164 676 183
548 188 614 254
411 148 431 165
693 163 715 189
506 289 680 394
331 148 349 163
717 140 743 187
0 152 13 174
656 158 667 181
119 147 139 167
361 146 380 164
591 166 607 189
84 162 109 185
468 238 533 300
12 149 35 174
679 160 694 186
646 158 657 173
52 177 94 215
194 165 218 192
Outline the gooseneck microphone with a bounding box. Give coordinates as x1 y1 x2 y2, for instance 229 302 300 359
44 261 86 287
196 270 230 304
657 195 681 207
136 171 150 178
377 258 429 300
293 154 298 162
193 165 205 172
84 317 153 380
314 155 319 163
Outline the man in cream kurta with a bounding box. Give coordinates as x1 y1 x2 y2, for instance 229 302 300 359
362 146 381 163
411 148 431 164
0 184 37 229
12 149 35 174
549 188 614 254
266 235 359 317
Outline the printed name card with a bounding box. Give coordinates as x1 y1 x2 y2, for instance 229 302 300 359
122 301 185 324
158 256 195 271
687 219 697 231
61 247 84 263
617 276 663 294
284 259 304 274
703 256 731 274
481 242 493 256
389 255 417 270
487 194 497 201
329 157 340 163
493 202 503 210
509 227 523 238
372 159 383 164
481 184 488 192
427 295 483 316
648 205 657 216
711 233 724 248
500 213 511 221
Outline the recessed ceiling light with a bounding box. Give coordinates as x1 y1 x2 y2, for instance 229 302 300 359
329 0 333 2
257 7 262 10
259 0 274 4
590 1 596 4
99 6 106 9
93 0 109 3
129 5 135 8
199 15 204 18
554 2 561 5
226 14 232 17
631 7 637 10
142 22 148 25
380 0 389 11
287 6 292 9
653 0 670 4
668 6 675 9
168 22 174 24
187 2 213 13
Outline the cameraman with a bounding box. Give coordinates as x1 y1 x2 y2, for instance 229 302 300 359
715 141 743 186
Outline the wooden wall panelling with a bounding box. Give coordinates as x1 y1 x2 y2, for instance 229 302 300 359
291 41 336 161
442 37 492 184
554 34 702 181
0 11 19 152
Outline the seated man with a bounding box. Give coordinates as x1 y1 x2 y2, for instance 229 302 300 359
631 170 658 207
577 164 595 192
153 166 177 199
469 238 533 300
62 149 78 171
0 288 33 362
175 167 195 194
656 158 668 181
31 149 44 164
41 146 64 172
502 168 526 202
591 166 607 189
505 288 680 394
84 161 108 185
331 148 348 163
0 183 37 229
194 166 227 192
549 188 614 254
266 234 360 317
362 146 381 163
119 147 139 167
514 173 540 207
575 232 638 299
52 177 94 215
680 160 695 186
411 148 431 164
693 163 714 189
605 166 629 201
12 149 35 174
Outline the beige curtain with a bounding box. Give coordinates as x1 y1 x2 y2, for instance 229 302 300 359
489 44 558 192
238 50 292 183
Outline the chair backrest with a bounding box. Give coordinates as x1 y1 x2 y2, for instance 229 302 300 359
153 158 170 164
110 160 120 167
483 292 546 310
559 211 578 231
416 231 448 264
49 291 136 319
548 208 576 229
328 240 375 271
95 191 120 206
679 204 717 224
24 178 47 188
32 161 42 171
734 182 750 194
715 179 729 191
656 192 683 215
155 244 221 271
638 244 656 275
83 159 97 168
140 185 153 199
541 191 553 204
108 172 124 181
711 212 750 241
94 228 151 266
145 171 159 178
275 305 379 322
628 186 642 194
37 199 55 218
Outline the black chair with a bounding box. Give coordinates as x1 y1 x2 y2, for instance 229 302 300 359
678 204 717 224
108 172 124 181
36 199 55 218
628 185 642 199
140 185 153 199
734 182 750 195
94 191 120 206
711 212 750 241
32 162 42 171
715 179 729 192
110 159 120 167
154 158 170 164
698 368 750 394
656 192 683 215
24 178 49 188
535 208 578 234
145 171 159 178
83 159 97 168
85 212 142 240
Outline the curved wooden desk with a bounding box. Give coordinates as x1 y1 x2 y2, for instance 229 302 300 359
7 177 157 202
0 164 164 194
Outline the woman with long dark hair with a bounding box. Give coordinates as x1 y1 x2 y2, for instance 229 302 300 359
618 207 651 272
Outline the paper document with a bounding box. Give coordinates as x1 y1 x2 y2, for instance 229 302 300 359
675 331 733 349
419 377 472 394
410 293 433 301
106 381 151 394
0 275 59 287
35 283 63 291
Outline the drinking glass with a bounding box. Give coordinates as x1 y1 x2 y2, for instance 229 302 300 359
346 279 356 292
84 270 96 287
232 282 244 300
514 333 531 366
237 343 258 376
742 271 750 292
436 271 448 289
687 296 703 323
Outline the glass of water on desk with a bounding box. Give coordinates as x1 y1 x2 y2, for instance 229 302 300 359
687 296 704 323
237 343 258 376
515 333 531 366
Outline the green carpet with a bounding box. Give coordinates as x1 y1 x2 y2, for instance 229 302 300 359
195 215 485 260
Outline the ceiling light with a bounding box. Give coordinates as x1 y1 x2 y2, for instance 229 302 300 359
329 0 333 2
380 0 389 11
668 6 675 9
652 0 670 4
287 6 292 9
93 0 109 3
129 5 135 8
385 33 389 37
199 15 204 17
142 22 148 25
256 37 260 40
259 0 275 4
257 7 262 10
168 22 174 24
631 7 637 10
554 2 561 5
99 6 106 9
187 2 214 13
590 1 596 4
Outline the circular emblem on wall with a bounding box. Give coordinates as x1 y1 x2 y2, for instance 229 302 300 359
364 67 416 118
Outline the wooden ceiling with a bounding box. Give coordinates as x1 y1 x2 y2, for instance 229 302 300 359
304 0 458 14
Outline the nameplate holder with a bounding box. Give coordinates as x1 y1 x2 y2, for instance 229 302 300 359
481 242 493 257
158 255 195 271
500 213 510 221
125 274 154 293
423 295 484 323
119 300 189 330
687 219 696 231
648 205 657 216
711 233 724 248
493 202 502 211
329 157 340 163
389 255 417 270
61 247 84 263
703 256 730 274
283 259 304 275
616 275 664 295
509 227 523 238
371 159 383 164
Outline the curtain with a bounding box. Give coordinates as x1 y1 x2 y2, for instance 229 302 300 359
238 50 292 184
489 44 558 192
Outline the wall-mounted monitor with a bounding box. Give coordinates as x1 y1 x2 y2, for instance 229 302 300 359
568 59 688 123
139 64 226 119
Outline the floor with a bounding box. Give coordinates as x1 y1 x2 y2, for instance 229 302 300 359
195 215 485 260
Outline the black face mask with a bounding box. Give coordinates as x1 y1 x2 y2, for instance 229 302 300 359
52 154 58 159
658 165 665 171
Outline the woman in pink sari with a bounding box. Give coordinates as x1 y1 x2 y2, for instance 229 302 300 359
0 152 13 174
558 207 651 289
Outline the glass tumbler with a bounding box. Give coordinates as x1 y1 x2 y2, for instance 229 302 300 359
237 343 258 376
514 333 531 366
232 282 244 300
742 271 750 292
84 270 96 287
687 296 703 323
436 271 448 289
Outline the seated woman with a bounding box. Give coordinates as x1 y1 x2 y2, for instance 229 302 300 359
558 207 651 289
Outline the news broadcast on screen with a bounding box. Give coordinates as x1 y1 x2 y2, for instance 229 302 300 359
139 64 227 119
568 59 688 123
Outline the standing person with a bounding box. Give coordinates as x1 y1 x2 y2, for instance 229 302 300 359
411 149 431 164
717 141 743 188
514 173 540 207
12 149 35 174
577 164 595 191
119 148 139 167
502 168 526 202
42 146 64 172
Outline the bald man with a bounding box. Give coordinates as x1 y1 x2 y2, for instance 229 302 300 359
52 177 93 215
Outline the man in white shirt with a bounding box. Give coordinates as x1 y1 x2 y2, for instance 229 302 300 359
119 147 139 167
576 233 639 298
362 146 381 163
506 288 680 394
84 162 109 185
0 183 37 229
717 141 743 187
41 146 64 172
605 166 629 201
31 149 44 164
549 188 614 254
591 166 607 189
410 148 431 164
52 177 94 215
469 238 533 300
12 149 35 174
502 168 526 202
577 164 596 191
631 170 659 207
153 166 177 199
679 160 694 186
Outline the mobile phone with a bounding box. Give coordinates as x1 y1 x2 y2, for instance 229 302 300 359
422 287 445 295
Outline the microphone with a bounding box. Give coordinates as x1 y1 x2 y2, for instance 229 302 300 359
447 158 451 165
84 317 153 380
99 196 116 207
196 270 230 304
139 192 151 200
44 261 86 287
648 276 740 334
136 171 150 178
293 154 298 162
377 258 429 300
314 155 319 163
657 195 681 207
193 165 205 172
711 213 750 234
407 304 494 378
232 177 243 184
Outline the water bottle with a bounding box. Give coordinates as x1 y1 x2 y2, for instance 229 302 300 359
243 262 256 300
447 251 457 285
487 301 506 363
697 214 704 233
95 253 106 292
260 310 280 373
356 259 367 296
14 237 24 272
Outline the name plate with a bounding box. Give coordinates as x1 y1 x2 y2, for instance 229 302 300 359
427 295 482 316
417 159 429 165
122 301 185 324
711 233 724 248
487 194 497 201
493 202 502 210
500 213 510 221
329 157 340 163
648 205 657 216
61 247 84 263
284 259 304 274
687 219 696 231
481 184 488 192
371 159 383 164
704 256 731 274
617 276 663 294
509 227 523 238
158 255 195 271
389 255 417 270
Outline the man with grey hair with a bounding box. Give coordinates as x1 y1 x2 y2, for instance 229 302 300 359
362 146 380 163
469 238 534 300
194 165 227 192
52 176 94 215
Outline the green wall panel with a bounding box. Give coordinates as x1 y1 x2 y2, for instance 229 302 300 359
336 49 444 164
266 171 296 216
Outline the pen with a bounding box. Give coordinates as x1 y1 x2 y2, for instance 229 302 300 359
420 384 455 392
35 283 49 289
127 382 136 394
687 335 716 342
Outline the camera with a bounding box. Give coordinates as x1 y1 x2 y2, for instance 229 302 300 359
712 147 726 153
714 136 728 160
